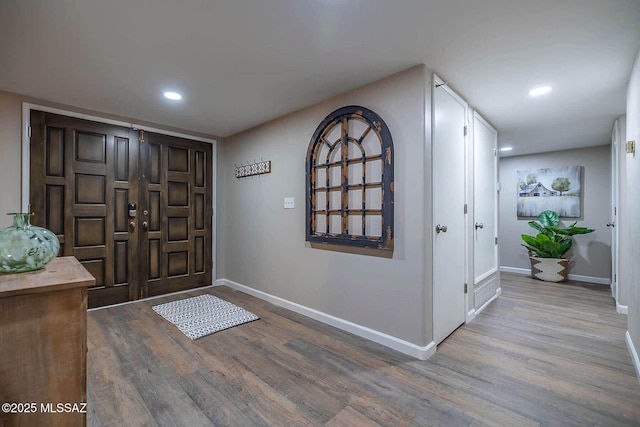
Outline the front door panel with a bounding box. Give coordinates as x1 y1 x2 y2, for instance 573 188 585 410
30 111 139 307
140 132 212 298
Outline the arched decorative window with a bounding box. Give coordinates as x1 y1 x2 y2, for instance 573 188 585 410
306 106 394 251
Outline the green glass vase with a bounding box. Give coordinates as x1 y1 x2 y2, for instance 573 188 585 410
0 213 60 273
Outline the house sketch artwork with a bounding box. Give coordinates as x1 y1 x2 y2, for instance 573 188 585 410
517 166 582 218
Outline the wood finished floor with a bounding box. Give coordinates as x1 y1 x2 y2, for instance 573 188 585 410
87 274 640 426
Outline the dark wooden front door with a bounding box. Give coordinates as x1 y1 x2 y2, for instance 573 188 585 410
139 132 212 298
30 111 212 308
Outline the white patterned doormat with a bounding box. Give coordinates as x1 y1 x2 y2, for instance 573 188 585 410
152 294 259 340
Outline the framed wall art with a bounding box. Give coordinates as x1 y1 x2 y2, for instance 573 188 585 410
305 105 394 251
517 166 582 218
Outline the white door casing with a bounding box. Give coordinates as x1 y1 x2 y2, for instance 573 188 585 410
433 76 467 344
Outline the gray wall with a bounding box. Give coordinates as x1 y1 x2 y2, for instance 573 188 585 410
0 91 24 227
499 146 612 280
624 45 640 368
218 65 433 346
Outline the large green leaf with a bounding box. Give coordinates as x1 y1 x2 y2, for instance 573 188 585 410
539 210 559 227
527 221 545 233
521 233 554 257
528 221 554 238
556 239 572 257
555 225 595 236
521 234 539 247
535 233 551 244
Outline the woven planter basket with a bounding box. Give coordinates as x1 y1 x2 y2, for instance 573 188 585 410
529 256 569 282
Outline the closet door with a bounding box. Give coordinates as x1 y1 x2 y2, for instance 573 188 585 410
433 77 467 344
30 111 140 307
472 112 499 308
138 132 212 298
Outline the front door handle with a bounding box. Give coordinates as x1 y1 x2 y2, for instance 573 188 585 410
142 221 149 230
435 224 447 233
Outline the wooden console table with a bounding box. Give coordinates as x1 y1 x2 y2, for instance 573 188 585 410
0 257 95 427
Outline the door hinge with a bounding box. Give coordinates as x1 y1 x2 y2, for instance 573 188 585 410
140 129 145 143
463 125 468 137
614 274 617 282
464 204 468 214
614 207 617 215
28 126 32 138
464 283 468 294
495 236 498 244
494 148 497 156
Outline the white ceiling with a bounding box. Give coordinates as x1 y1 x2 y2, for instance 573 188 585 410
1 0 639 157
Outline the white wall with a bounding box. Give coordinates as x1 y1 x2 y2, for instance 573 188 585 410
624 45 640 374
499 146 612 281
218 65 433 348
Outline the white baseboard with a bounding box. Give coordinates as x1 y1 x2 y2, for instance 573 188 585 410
215 278 437 361
466 309 476 322
499 266 611 285
475 287 502 316
500 266 531 275
568 274 611 285
617 303 629 315
626 331 640 383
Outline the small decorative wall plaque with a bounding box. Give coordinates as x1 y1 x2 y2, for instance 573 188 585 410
235 160 271 178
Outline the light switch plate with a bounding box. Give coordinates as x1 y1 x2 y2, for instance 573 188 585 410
284 197 295 209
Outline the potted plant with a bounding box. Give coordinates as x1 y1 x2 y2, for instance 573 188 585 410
521 210 595 282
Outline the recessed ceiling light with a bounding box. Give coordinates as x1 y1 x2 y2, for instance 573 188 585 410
529 86 552 97
163 91 182 100
499 146 513 152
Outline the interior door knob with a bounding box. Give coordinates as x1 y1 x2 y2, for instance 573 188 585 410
142 221 149 230
129 221 136 230
435 224 447 233
606 222 615 227
475 222 484 229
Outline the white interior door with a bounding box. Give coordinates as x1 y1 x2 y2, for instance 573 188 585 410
433 77 467 344
473 113 498 284
610 123 619 299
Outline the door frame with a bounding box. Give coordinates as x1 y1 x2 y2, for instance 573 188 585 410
20 102 218 283
431 74 469 344
611 120 619 302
